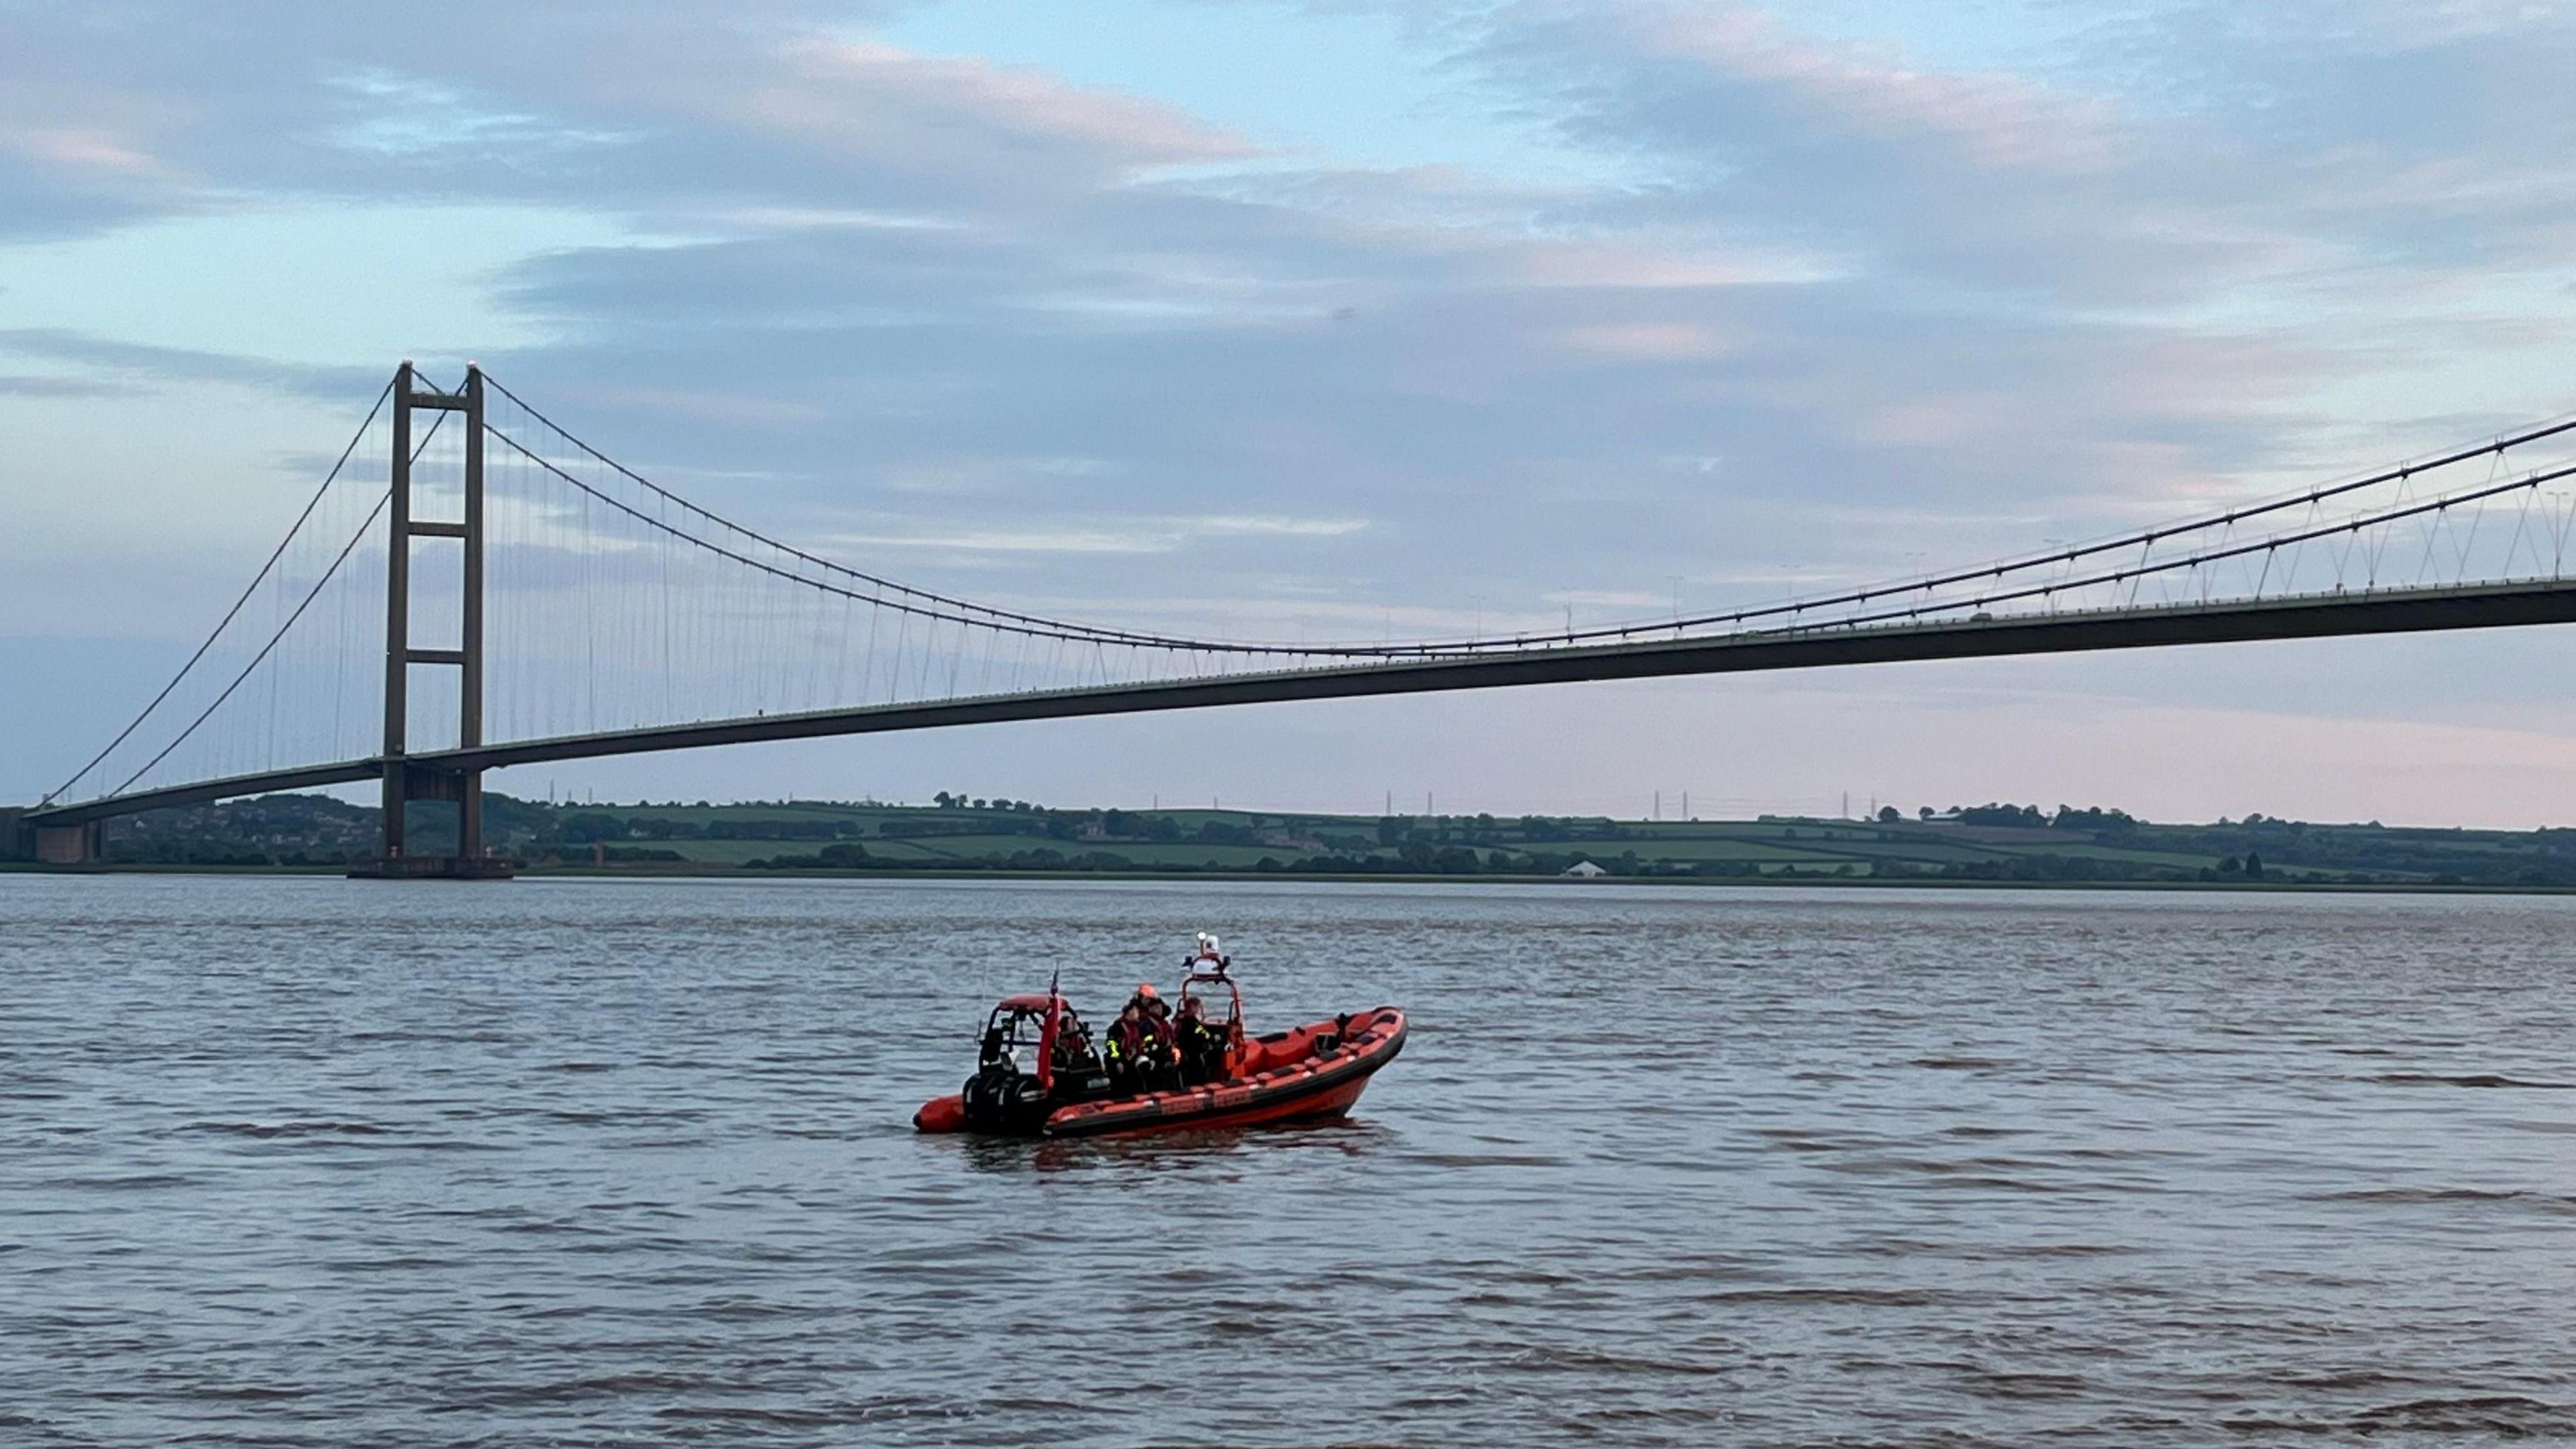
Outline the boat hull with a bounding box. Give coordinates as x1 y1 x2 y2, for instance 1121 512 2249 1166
915 1006 1405 1138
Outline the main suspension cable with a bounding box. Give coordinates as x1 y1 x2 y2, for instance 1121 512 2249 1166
485 368 2576 657
89 398 457 803
483 374 1262 654
41 378 394 806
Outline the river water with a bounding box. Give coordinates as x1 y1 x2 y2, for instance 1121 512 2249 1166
3 875 2572 1446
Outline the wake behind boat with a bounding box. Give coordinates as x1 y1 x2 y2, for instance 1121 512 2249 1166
913 934 1405 1138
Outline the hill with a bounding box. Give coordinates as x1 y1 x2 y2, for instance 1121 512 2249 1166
23 791 2576 888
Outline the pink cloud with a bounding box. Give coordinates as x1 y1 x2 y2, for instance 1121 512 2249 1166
1560 319 1736 359
1621 3 2126 174
731 38 1256 182
2 125 163 176
1511 235 1836 288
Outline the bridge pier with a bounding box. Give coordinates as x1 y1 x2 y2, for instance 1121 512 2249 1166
32 820 105 866
358 360 509 881
348 762 509 878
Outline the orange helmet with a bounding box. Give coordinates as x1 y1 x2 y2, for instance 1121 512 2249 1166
1134 983 1159 999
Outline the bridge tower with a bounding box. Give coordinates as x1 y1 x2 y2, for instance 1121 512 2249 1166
357 361 511 879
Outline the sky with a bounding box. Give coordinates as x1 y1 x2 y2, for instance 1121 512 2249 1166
10 0 2576 825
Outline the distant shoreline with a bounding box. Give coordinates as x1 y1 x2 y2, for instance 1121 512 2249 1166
9 861 2576 896
22 792 2574 889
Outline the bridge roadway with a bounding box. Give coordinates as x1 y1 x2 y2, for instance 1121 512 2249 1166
30 577 2576 827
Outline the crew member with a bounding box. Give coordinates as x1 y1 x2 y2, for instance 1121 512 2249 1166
1175 995 1229 1085
1051 1014 1096 1077
1102 1003 1143 1091
1110 993 1178 1091
1142 986 1180 1087
1104 1002 1171 1091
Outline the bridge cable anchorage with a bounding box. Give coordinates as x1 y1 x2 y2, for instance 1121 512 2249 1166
39 378 395 808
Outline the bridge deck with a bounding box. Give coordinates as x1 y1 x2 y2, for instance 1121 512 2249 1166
32 578 2576 826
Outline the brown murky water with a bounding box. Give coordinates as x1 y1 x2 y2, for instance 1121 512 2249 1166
4 875 2571 1445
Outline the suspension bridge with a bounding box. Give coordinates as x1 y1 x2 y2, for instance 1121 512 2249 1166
18 362 2576 871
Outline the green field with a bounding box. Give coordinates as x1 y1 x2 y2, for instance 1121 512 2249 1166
64 791 2576 888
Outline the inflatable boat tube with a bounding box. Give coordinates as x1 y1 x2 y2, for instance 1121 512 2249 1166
915 1006 1405 1138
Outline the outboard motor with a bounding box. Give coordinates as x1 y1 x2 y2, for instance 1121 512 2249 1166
955 989 1099 1134
961 1053 1053 1134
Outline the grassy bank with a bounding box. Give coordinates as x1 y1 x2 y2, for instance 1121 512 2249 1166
21 791 2576 890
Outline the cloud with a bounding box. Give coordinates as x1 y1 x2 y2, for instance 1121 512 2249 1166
1193 515 1369 537
2 126 164 176
0 329 379 400
1466 0 2576 326
1559 320 1735 359
0 372 137 398
1508 235 1837 289
736 39 1255 182
1619 4 2127 174
323 69 640 160
0 1 2418 624
552 382 833 427
0 75 190 238
16 0 2576 818
830 527 1177 555
824 512 1368 556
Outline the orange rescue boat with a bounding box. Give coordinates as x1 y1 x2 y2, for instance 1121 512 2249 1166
913 937 1405 1138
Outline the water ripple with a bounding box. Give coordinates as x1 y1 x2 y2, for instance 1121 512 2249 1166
4 875 2574 1446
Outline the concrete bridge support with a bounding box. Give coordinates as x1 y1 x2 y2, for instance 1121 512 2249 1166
33 820 104 865
0 804 100 865
359 361 508 880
